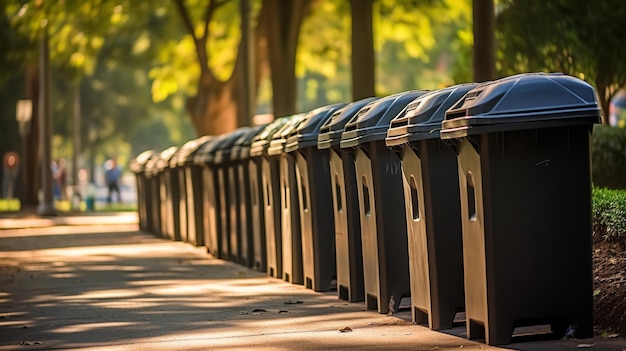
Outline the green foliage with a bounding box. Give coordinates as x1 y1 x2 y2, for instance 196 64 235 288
592 125 626 189
592 187 626 247
496 0 626 116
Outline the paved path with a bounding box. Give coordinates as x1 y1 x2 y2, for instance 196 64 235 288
0 221 625 350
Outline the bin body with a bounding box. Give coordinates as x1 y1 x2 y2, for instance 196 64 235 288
248 157 266 271
145 158 162 236
318 98 377 301
441 73 600 345
386 85 475 329
215 128 250 263
268 115 307 284
231 126 265 267
177 136 213 246
130 150 156 232
156 147 178 240
341 91 426 313
194 136 230 258
286 104 345 292
252 115 305 278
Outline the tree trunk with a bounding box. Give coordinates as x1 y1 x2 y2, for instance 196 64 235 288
23 64 41 208
473 0 496 82
263 0 312 117
186 75 239 136
350 0 375 100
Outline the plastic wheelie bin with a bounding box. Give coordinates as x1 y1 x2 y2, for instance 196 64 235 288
193 135 231 258
340 90 428 314
267 114 308 285
175 136 213 246
249 116 296 276
318 97 377 301
285 103 346 292
214 128 251 263
440 73 601 345
230 125 266 267
156 146 179 241
385 84 476 329
144 154 163 236
130 150 157 233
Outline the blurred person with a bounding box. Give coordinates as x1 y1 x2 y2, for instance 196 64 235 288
53 158 67 201
105 158 122 203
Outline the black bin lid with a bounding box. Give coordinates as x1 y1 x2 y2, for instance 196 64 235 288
154 146 178 173
250 116 293 157
441 73 602 139
130 150 157 173
231 125 266 161
193 134 232 166
267 113 307 156
317 97 378 150
285 103 346 153
214 127 252 165
340 90 428 149
172 135 213 167
386 84 477 147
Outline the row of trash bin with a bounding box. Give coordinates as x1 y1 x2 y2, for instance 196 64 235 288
131 73 601 345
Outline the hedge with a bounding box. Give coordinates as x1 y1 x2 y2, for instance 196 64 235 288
592 125 626 189
592 187 626 247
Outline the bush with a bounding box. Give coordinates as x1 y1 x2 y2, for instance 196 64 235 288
592 187 626 247
592 125 626 189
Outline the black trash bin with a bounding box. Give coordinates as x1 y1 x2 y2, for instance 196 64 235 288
175 136 213 246
144 154 163 236
130 150 157 233
440 73 601 345
385 84 476 329
214 128 251 263
193 135 231 258
230 125 266 268
156 146 179 241
268 114 308 285
318 97 377 301
285 103 346 292
249 116 298 277
340 90 427 314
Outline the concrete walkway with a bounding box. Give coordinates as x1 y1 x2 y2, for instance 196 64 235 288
0 218 625 350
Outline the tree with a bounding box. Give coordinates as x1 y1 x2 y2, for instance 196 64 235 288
472 0 495 82
497 0 626 123
350 0 375 100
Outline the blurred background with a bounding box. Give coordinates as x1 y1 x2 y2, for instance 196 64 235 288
1 0 625 212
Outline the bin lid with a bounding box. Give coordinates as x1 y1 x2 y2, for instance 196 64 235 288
172 135 213 167
214 127 252 165
267 113 307 156
385 84 477 147
130 149 157 173
441 73 603 139
249 116 292 157
317 97 379 150
154 146 178 172
232 124 266 160
285 103 346 153
340 90 428 148
193 134 231 165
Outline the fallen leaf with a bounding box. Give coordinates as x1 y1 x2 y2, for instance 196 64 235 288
339 326 352 333
284 300 303 305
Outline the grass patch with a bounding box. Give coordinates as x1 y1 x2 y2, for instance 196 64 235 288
592 187 626 247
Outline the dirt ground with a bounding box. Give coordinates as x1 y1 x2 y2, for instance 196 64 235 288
593 241 626 336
